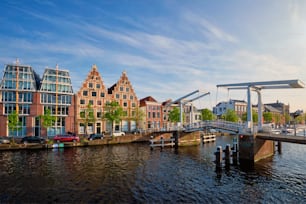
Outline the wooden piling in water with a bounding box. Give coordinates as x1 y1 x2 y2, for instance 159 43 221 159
224 144 231 166
215 146 223 169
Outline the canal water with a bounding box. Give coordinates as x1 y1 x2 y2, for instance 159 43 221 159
0 136 305 203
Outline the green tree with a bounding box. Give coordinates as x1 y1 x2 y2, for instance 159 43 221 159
168 107 180 123
273 113 283 125
8 110 22 142
201 108 214 121
80 103 96 135
284 113 291 124
294 115 304 124
241 110 258 123
103 101 124 136
263 112 273 123
222 109 239 122
131 107 145 131
40 108 56 137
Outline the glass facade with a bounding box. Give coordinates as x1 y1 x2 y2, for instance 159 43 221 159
40 68 74 136
0 63 39 137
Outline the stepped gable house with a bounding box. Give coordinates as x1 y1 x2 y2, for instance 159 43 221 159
0 61 75 137
76 66 139 134
107 70 139 132
75 65 109 135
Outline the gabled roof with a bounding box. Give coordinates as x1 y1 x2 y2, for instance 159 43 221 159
77 64 107 95
139 96 158 106
264 105 282 113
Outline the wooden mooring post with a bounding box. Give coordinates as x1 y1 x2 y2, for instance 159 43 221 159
214 143 239 168
276 141 282 153
224 144 231 166
231 143 238 165
214 146 223 169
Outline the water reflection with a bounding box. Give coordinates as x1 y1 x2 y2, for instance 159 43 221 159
0 137 305 203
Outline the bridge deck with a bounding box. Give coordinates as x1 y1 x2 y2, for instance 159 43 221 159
257 133 306 144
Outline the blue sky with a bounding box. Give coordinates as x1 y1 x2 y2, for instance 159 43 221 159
1 0 306 111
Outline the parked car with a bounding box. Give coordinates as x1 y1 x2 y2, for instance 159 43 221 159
113 131 125 137
53 134 80 143
88 133 104 141
21 136 45 144
0 136 10 144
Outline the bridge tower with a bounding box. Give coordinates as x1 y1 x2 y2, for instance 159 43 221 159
217 79 305 163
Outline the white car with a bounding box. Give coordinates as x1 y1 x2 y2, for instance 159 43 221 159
113 131 125 137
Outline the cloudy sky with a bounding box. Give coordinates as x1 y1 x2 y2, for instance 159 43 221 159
1 0 306 111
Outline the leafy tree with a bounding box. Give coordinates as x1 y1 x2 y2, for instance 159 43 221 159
284 113 291 124
103 101 124 136
131 107 145 131
8 110 22 142
80 103 96 135
241 110 258 123
40 108 56 137
294 115 304 124
222 109 239 122
263 112 273 123
168 107 180 123
201 108 215 121
272 113 283 126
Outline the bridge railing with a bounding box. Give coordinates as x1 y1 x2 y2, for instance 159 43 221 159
184 120 244 133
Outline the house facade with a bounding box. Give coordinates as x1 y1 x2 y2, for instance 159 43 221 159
213 99 247 118
0 61 75 137
107 71 139 132
139 96 163 131
75 66 139 135
75 65 108 135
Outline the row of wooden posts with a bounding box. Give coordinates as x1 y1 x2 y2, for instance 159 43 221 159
214 143 239 168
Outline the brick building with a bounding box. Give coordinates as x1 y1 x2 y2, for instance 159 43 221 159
0 61 75 137
139 96 163 131
75 66 139 134
107 70 139 132
75 65 109 135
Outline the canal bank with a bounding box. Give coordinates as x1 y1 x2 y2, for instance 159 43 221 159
0 130 218 151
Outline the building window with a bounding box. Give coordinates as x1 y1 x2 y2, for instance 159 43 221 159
116 94 120 99
123 95 127 99
120 86 124 91
132 103 136 107
123 111 128 116
83 91 88 96
126 87 129 92
92 92 96 97
123 102 127 107
97 100 101 105
80 110 85 118
96 84 100 89
89 83 93 88
89 100 94 105
130 95 133 100
100 92 105 97
80 99 85 104
97 111 102 118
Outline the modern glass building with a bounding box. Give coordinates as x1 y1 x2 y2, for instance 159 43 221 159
39 65 75 137
0 60 40 137
0 61 75 138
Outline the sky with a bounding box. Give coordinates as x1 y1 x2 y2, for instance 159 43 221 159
1 0 306 112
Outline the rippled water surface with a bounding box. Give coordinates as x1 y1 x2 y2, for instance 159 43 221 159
0 136 305 203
